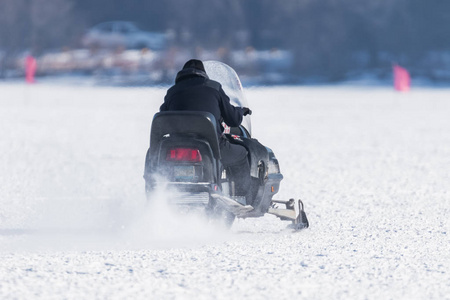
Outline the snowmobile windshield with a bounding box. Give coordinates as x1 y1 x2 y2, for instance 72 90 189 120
204 61 252 136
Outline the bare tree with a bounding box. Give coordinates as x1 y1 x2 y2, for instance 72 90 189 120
30 0 81 52
0 0 80 53
0 0 28 77
0 0 28 51
3 0 450 80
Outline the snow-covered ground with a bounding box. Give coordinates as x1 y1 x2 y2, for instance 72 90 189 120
0 83 449 299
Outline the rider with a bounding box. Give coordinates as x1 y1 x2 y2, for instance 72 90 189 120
160 59 252 204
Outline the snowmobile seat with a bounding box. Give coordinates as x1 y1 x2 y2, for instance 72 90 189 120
149 111 221 160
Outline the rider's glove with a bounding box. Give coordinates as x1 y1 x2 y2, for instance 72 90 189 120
242 107 252 116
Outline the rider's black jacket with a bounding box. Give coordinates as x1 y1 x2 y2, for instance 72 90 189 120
160 67 244 136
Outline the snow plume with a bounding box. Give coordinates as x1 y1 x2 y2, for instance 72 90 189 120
123 181 230 249
1 181 230 252
0 193 136 252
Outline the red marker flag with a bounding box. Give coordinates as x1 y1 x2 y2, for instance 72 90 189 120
393 64 410 92
25 55 37 84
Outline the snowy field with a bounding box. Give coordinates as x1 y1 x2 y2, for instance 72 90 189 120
0 83 449 299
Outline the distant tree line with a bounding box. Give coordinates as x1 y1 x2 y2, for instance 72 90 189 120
1 0 450 80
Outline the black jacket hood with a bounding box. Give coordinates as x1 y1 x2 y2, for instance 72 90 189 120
175 67 209 83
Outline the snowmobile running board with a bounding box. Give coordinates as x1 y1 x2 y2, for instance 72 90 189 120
210 193 254 217
269 199 309 230
211 194 309 230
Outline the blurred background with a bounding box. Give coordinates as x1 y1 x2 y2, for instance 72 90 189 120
1 0 449 86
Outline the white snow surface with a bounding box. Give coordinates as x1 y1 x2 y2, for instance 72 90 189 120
0 83 449 299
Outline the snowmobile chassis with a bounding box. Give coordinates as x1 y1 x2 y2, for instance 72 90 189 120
144 61 309 230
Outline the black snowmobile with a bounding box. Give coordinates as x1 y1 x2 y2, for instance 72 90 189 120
144 61 308 229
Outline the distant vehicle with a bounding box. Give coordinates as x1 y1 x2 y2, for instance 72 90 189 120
82 21 168 50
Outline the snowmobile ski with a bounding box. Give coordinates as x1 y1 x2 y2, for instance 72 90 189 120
269 198 309 230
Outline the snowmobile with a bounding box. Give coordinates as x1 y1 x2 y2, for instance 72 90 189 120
143 61 309 230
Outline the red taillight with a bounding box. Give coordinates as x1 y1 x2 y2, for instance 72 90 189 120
166 148 202 162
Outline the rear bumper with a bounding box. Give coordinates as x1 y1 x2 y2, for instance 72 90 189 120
166 182 216 193
147 181 216 206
